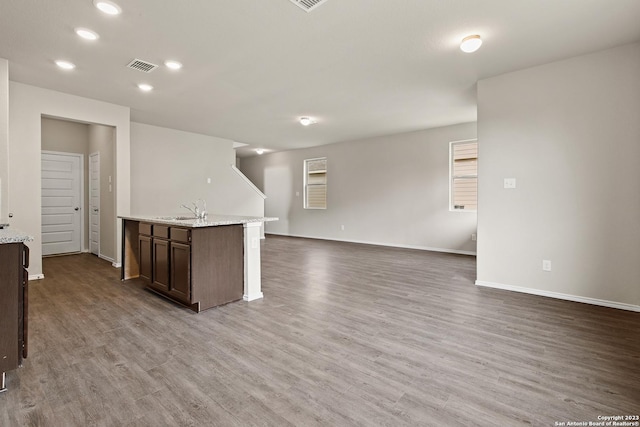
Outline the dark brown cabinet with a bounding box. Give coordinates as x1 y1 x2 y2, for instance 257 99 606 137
169 241 191 303
138 223 195 306
151 238 170 293
122 219 243 312
0 242 29 391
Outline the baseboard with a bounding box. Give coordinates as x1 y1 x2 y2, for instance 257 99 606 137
265 232 476 256
99 254 114 263
112 262 122 268
475 280 640 313
28 274 44 281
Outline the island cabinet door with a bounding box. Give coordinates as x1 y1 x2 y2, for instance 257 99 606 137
151 239 170 293
169 242 191 304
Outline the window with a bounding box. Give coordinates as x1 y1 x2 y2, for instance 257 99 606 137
450 140 478 211
304 157 327 209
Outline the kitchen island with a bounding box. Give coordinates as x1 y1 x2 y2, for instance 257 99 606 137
120 215 277 312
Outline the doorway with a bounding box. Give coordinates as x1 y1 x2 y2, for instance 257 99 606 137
40 117 116 263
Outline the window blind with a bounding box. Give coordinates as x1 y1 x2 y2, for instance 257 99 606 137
305 158 327 209
452 141 478 210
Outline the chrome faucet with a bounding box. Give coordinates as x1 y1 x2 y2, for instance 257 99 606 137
180 199 207 220
198 199 207 220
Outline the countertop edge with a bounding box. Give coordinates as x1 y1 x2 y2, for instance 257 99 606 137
0 228 35 244
119 215 278 228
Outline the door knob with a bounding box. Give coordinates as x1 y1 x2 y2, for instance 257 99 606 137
74 207 80 211
93 208 99 212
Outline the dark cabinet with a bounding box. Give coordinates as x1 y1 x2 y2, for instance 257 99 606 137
0 242 28 391
138 223 193 305
152 238 170 293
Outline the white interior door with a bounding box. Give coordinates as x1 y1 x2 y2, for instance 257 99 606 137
89 152 100 255
41 152 82 255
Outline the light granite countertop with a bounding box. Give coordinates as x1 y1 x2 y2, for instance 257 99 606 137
0 228 34 244
119 214 278 228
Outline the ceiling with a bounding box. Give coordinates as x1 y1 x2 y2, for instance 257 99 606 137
2 1 640 157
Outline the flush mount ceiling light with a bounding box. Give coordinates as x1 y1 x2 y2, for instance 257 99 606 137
75 27 99 40
164 60 183 70
93 0 122 15
299 117 315 126
255 149 265 155
460 35 482 53
137 83 153 92
55 60 76 70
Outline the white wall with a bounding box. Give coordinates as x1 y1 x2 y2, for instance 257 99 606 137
240 122 477 254
476 42 640 310
8 82 130 277
130 122 264 218
0 59 8 221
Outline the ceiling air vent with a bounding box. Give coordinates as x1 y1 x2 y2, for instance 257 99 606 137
126 59 158 73
289 0 329 12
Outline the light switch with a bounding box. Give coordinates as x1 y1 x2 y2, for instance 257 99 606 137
504 178 516 189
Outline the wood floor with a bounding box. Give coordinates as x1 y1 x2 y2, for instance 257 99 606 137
1 235 639 426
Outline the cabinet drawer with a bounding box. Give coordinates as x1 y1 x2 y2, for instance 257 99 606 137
139 223 152 236
170 227 191 243
153 225 170 239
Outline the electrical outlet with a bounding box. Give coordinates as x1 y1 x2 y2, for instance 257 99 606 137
295 191 300 197
207 177 211 184
542 260 551 271
341 225 345 231
471 233 477 241
251 237 258 249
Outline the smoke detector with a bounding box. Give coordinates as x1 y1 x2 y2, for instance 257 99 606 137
126 59 159 73
289 0 329 12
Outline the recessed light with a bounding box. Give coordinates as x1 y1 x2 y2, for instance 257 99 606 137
460 35 482 53
75 28 99 41
164 60 183 70
300 117 315 126
55 60 76 70
94 0 122 15
137 83 153 92
255 149 265 155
